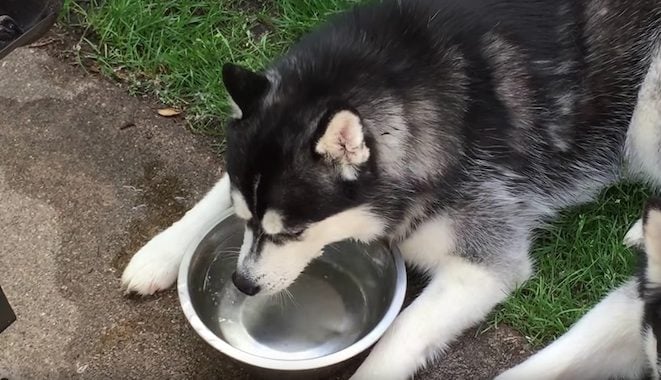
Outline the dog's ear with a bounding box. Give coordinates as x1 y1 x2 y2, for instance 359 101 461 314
314 109 370 180
222 63 270 119
644 198 661 284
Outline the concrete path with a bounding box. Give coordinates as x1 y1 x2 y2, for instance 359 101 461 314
0 46 532 380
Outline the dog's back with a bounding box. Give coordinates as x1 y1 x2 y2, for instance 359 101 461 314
271 0 661 218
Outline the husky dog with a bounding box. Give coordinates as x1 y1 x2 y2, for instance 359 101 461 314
498 199 661 380
122 0 661 378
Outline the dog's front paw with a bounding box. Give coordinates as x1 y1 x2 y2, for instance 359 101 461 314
121 228 188 295
348 368 372 380
349 370 377 380
350 368 401 380
624 218 644 248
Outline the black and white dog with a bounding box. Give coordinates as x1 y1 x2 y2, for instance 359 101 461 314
121 0 661 378
498 199 661 380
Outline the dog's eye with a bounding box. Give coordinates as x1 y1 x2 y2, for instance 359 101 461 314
267 227 306 245
288 227 306 237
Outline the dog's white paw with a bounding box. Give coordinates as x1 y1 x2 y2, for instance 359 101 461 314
624 218 644 248
350 367 401 380
121 228 187 295
350 356 405 380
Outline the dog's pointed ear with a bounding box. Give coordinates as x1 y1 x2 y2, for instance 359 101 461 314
222 63 270 118
315 109 370 180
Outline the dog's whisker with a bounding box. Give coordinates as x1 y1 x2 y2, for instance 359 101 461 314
284 288 298 308
221 250 241 255
326 244 344 256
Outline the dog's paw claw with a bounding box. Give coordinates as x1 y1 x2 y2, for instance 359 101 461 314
624 218 644 248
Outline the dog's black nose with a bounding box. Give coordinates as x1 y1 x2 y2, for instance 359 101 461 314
232 271 261 296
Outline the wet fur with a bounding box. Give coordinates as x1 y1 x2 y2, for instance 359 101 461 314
122 0 661 378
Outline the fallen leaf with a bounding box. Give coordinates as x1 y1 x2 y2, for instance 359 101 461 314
88 62 101 73
157 107 182 117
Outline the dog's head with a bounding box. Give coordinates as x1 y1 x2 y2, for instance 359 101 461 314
221 63 386 295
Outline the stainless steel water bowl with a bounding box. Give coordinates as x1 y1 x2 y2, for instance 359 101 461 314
178 209 406 374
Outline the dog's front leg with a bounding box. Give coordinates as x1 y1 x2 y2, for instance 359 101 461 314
496 280 647 380
350 255 529 380
121 173 232 295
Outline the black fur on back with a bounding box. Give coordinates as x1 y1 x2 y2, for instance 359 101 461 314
224 0 661 256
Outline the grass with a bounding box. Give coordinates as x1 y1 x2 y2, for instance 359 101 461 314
62 0 360 134
490 183 650 345
62 0 652 347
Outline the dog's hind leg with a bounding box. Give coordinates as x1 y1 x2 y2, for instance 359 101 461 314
496 280 648 380
350 219 533 380
121 174 231 295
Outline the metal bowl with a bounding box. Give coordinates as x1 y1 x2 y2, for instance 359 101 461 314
178 209 406 375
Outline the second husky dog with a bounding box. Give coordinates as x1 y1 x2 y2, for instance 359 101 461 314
122 0 661 378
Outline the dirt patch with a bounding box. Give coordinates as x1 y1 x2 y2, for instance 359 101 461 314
111 161 189 272
0 47 246 379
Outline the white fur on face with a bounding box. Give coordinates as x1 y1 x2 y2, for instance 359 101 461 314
261 209 284 235
231 190 252 220
240 205 385 294
315 110 370 180
237 227 254 268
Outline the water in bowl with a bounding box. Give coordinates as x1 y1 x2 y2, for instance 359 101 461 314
188 215 397 362
205 253 368 360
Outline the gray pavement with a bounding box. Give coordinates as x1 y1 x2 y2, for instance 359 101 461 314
0 46 533 380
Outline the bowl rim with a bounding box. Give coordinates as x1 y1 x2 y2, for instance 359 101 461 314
177 208 407 370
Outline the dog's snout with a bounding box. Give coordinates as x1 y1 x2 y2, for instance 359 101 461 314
232 271 261 296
